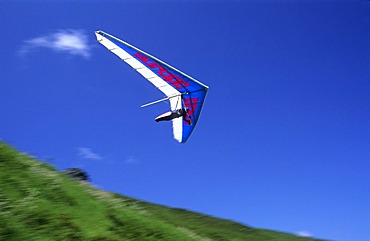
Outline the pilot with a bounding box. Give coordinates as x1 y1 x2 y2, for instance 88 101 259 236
155 109 186 122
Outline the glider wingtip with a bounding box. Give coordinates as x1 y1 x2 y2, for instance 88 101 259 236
95 30 107 37
179 138 189 143
175 137 187 143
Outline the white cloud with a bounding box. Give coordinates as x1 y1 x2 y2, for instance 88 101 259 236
125 156 139 164
296 230 312 237
20 29 91 58
77 147 102 160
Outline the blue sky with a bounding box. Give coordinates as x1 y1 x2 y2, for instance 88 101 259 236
1 0 369 240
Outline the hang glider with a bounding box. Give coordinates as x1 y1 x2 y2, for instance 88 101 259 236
95 30 209 143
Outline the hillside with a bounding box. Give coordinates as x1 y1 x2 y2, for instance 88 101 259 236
0 142 324 241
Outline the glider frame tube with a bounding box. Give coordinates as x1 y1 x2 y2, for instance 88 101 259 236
140 93 187 108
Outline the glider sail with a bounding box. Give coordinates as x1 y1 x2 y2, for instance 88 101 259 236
95 30 208 143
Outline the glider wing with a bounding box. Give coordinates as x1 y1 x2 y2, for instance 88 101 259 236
95 30 208 143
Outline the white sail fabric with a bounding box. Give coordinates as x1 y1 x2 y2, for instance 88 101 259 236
95 32 180 99
169 95 183 141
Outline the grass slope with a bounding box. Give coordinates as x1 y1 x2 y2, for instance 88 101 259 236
0 142 323 241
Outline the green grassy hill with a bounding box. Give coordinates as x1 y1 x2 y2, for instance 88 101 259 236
0 142 324 241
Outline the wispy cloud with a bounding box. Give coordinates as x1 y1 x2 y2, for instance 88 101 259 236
296 230 312 237
125 156 139 164
77 147 102 160
20 29 91 58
